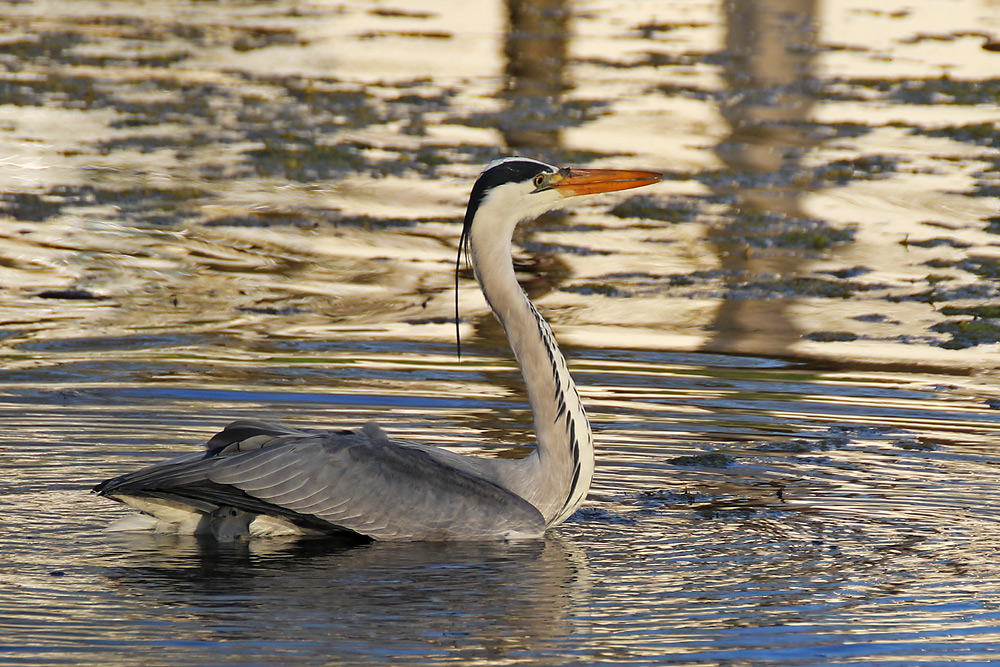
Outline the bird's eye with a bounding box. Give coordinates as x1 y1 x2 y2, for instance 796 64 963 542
533 173 546 188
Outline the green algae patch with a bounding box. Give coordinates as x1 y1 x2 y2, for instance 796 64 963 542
825 76 1000 106
734 276 874 299
668 452 736 468
813 155 900 184
608 195 699 222
716 210 856 251
912 122 1000 149
932 319 1000 349
940 305 1000 319
804 331 860 342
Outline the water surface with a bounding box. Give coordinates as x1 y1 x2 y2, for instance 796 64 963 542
2 0 1000 665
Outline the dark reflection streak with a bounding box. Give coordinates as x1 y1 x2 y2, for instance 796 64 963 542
502 0 570 151
702 0 823 357
101 533 585 663
470 0 573 359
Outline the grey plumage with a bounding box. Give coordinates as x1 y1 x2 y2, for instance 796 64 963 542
96 420 545 541
93 158 661 542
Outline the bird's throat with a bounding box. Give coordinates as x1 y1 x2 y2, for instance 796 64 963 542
470 240 595 526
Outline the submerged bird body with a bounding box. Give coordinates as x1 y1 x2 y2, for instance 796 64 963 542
94 158 661 541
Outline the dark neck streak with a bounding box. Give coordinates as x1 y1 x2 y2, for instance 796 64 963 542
474 253 593 526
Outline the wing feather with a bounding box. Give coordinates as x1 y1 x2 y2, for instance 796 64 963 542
95 420 544 541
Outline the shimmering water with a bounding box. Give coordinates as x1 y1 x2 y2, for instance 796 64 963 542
2 0 1000 664
4 347 1000 665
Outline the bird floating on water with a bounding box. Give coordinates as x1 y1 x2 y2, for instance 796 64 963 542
93 157 662 541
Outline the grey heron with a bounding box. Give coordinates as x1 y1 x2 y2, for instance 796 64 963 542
93 157 662 541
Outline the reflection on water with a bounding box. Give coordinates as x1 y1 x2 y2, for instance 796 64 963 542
3 346 1000 665
0 0 997 365
705 0 822 354
502 0 570 151
2 0 1000 665
98 535 583 665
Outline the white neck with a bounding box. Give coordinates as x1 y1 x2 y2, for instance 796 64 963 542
466 196 594 526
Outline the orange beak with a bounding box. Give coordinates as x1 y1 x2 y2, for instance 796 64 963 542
551 168 662 197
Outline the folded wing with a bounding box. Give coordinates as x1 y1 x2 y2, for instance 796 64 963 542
94 420 545 541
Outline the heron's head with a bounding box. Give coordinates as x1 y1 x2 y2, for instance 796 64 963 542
454 157 661 355
461 157 662 240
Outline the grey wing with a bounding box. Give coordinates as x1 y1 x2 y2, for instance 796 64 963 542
94 420 545 541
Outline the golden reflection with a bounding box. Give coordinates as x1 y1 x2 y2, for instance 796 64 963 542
702 0 823 358
2 1 1000 664
5 351 1000 664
